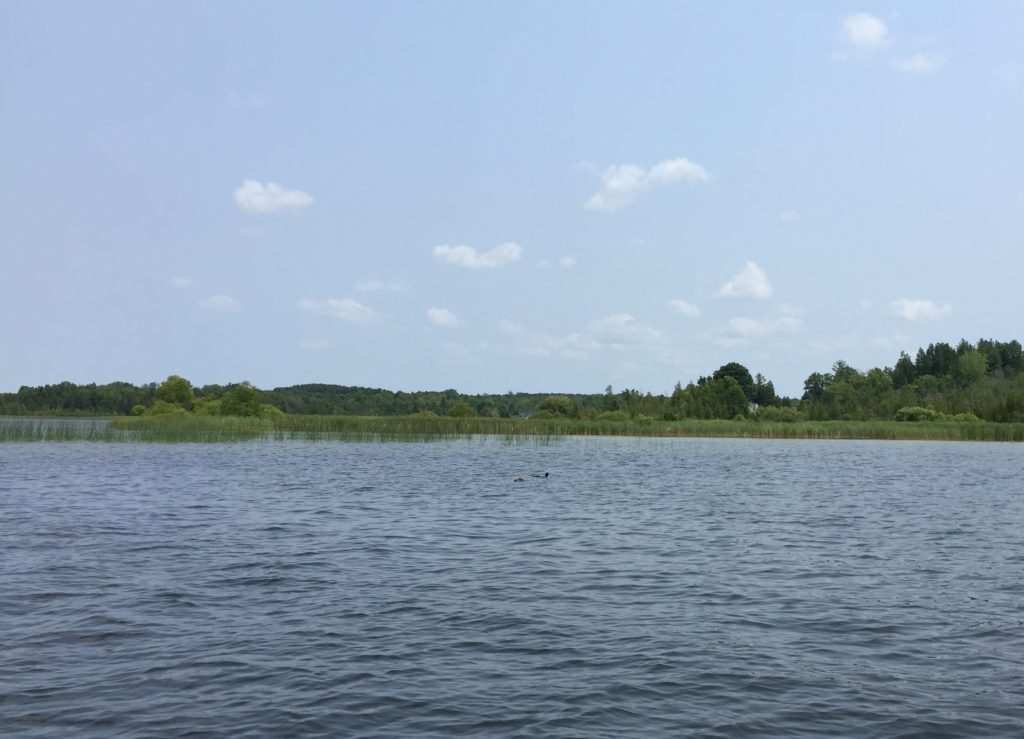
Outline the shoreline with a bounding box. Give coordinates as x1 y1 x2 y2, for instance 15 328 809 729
3 415 1023 443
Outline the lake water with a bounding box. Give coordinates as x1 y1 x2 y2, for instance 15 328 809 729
2 437 1023 737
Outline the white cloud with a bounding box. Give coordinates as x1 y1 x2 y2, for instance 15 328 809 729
887 298 952 322
719 261 773 299
558 256 577 268
356 280 404 293
427 307 459 328
586 313 664 349
198 295 241 313
170 276 193 290
715 311 802 347
433 242 522 269
298 339 330 351
668 299 701 317
297 297 376 324
501 313 664 360
647 158 709 185
780 210 800 223
234 180 313 213
893 53 944 74
842 13 888 49
585 157 710 212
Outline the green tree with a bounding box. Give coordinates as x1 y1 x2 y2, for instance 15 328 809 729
155 375 194 411
713 362 755 401
802 372 831 402
538 395 575 416
955 350 988 388
448 400 475 417
220 382 264 417
752 373 777 406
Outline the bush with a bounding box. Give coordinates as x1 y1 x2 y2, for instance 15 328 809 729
755 406 800 423
448 400 475 418
148 399 188 415
538 395 576 416
597 410 630 422
895 406 942 422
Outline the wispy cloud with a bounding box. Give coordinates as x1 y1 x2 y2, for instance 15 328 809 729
780 210 800 223
668 299 701 317
198 295 241 313
719 262 773 299
356 280 404 293
433 242 522 269
558 256 577 268
887 298 952 322
427 307 459 328
841 13 889 50
584 157 710 212
716 310 802 348
499 319 525 335
234 180 313 213
587 313 664 348
893 53 944 74
170 276 193 290
834 13 946 75
501 313 665 360
297 297 376 324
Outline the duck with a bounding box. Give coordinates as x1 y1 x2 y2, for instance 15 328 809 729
533 472 550 478
514 475 525 482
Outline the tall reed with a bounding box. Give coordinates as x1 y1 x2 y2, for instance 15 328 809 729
6 415 1023 443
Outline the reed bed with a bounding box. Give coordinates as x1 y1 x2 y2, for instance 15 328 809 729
5 415 1023 443
108 415 1024 443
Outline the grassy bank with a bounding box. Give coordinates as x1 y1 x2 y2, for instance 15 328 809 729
4 414 1023 443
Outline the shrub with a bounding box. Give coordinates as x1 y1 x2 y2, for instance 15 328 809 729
895 406 942 422
148 399 188 415
597 410 630 422
756 406 800 423
448 400 475 418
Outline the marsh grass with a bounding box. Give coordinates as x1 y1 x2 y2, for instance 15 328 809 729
111 415 1024 442
0 418 124 442
5 415 1023 443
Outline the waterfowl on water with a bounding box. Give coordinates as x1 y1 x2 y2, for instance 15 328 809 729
533 472 550 478
514 475 525 482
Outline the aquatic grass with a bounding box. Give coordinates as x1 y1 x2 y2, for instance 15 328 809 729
0 417 124 442
109 415 1024 443
6 415 1024 443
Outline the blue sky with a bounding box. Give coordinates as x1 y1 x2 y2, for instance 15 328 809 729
2 2 1022 396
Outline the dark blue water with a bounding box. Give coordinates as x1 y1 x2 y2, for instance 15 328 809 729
2 438 1023 737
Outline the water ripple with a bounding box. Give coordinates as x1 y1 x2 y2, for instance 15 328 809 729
2 438 1023 737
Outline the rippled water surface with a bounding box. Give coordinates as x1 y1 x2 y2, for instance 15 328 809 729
2 437 1023 737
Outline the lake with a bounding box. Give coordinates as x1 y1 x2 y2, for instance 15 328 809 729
2 437 1023 737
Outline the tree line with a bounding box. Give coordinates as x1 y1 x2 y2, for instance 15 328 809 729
2 337 1022 422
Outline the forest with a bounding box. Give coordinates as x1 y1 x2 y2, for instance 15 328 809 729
2 338 1022 423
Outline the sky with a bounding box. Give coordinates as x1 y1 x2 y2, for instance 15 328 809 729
2 2 1022 397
